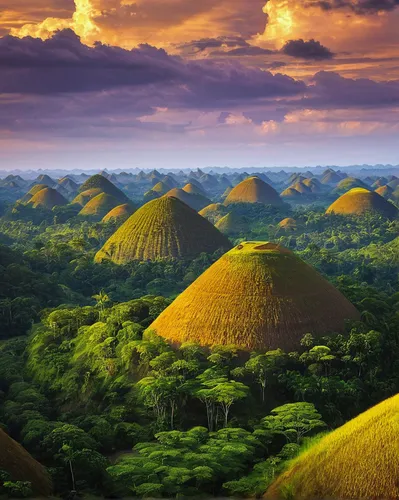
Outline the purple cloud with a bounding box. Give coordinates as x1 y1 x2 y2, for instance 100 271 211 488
315 0 399 13
0 30 304 102
306 71 399 107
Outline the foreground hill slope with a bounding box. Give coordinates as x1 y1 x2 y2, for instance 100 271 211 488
264 394 399 500
148 242 359 351
0 428 52 496
95 196 232 264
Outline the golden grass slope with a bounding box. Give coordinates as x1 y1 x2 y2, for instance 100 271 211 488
72 188 104 206
225 177 283 206
199 203 228 223
28 187 68 209
148 242 359 351
78 193 120 218
281 187 301 198
78 174 129 203
278 217 297 230
326 188 398 218
20 183 47 203
163 188 211 211
95 196 232 264
264 393 399 500
102 203 135 223
215 212 248 235
0 428 52 496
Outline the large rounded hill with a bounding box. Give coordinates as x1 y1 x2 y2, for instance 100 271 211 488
224 177 283 206
95 196 232 264
264 393 399 500
148 242 359 351
0 428 52 496
78 174 130 203
326 188 398 218
28 187 68 209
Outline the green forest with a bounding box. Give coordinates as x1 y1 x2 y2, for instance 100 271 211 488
0 169 398 499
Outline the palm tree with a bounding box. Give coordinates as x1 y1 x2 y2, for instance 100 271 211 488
92 290 110 319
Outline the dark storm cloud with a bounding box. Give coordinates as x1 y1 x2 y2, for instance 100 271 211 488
177 36 250 52
315 0 399 13
0 30 304 101
306 71 399 107
215 46 275 56
281 39 334 60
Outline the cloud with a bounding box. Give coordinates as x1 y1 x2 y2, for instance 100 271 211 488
281 39 334 59
216 46 275 56
177 36 249 53
0 29 304 100
315 0 399 13
306 71 399 107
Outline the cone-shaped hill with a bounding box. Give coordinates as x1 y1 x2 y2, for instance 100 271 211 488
102 203 135 223
147 242 359 351
375 185 394 199
35 174 56 187
290 181 311 194
20 183 47 203
28 187 68 209
199 203 228 223
215 212 248 235
58 176 78 193
278 217 297 231
79 193 120 219
321 169 341 185
264 394 399 500
78 174 129 203
332 177 367 195
326 188 398 218
183 183 207 197
281 187 302 199
224 177 283 206
72 188 104 206
163 188 211 211
0 428 52 496
303 177 322 192
95 196 232 264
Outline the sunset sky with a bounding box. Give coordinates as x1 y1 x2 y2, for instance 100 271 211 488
1 0 399 169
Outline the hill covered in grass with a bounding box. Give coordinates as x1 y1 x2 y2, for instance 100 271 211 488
326 188 398 218
95 196 231 264
78 174 130 203
264 394 399 500
28 187 68 209
225 177 283 206
148 242 359 351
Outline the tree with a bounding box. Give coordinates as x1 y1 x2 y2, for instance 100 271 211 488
92 290 110 319
259 402 326 444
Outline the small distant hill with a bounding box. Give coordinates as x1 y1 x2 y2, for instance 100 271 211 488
20 184 47 204
278 217 297 231
199 203 228 223
375 185 393 199
224 177 283 206
326 188 398 218
78 174 130 203
281 187 302 199
332 177 367 195
320 169 341 185
35 174 56 187
215 212 248 235
72 188 104 207
148 242 359 351
102 203 135 223
290 181 312 194
163 188 211 211
0 428 52 497
95 196 231 264
264 394 399 500
28 187 68 209
79 193 120 219
182 183 207 197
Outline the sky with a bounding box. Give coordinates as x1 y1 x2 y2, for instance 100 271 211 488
1 0 399 170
